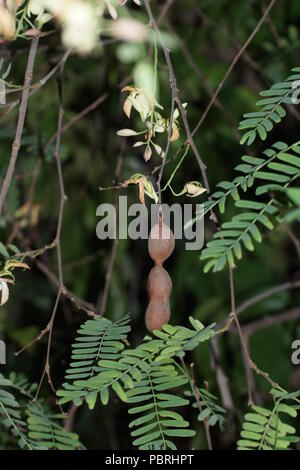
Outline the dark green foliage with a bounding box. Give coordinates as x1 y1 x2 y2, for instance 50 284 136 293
0 373 83 450
56 315 215 448
27 404 83 450
200 140 300 272
127 361 194 450
237 390 300 450
57 316 216 409
239 68 300 145
0 374 33 450
57 314 131 408
186 388 226 429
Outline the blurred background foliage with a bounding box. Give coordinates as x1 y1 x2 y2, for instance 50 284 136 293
0 0 300 450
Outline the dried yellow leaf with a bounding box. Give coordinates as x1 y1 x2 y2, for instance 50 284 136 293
170 123 180 142
185 182 206 197
123 98 132 118
0 6 15 40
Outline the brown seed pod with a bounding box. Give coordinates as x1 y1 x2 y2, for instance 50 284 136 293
147 266 172 300
148 222 175 266
145 299 171 332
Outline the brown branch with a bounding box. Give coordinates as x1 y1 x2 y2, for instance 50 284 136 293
157 0 174 25
190 362 213 451
143 0 212 215
283 223 300 261
0 37 39 214
1 48 72 115
236 279 300 318
43 92 108 155
65 141 126 427
180 358 213 450
210 337 234 412
63 403 78 432
215 279 300 331
14 240 57 259
33 59 68 406
36 260 96 315
238 307 300 338
97 140 126 314
193 4 260 73
143 0 176 206
191 0 277 137
228 268 253 405
262 0 282 49
63 249 104 271
193 3 300 127
4 49 72 97
4 204 96 329
166 20 242 143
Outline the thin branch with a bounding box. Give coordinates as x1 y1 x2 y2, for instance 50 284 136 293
190 362 213 451
63 249 104 271
1 48 72 116
43 92 108 155
283 223 300 261
193 4 259 72
33 59 68 406
3 202 96 323
66 141 126 427
210 337 234 412
216 279 300 331
143 0 212 219
238 307 300 337
229 268 253 406
14 240 57 259
236 280 300 318
166 20 242 143
179 357 213 450
0 37 39 214
157 0 174 25
143 0 176 206
191 0 277 137
97 140 126 314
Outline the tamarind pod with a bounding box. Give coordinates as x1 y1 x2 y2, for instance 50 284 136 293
147 266 172 300
148 222 175 266
145 299 171 332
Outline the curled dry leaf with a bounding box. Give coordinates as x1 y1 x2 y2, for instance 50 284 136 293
123 98 132 118
123 174 158 204
170 122 180 142
0 281 9 307
0 277 14 285
0 5 15 40
4 260 30 271
120 85 153 122
138 180 145 205
185 181 206 197
121 85 137 93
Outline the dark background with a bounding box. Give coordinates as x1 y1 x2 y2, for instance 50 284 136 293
0 0 300 450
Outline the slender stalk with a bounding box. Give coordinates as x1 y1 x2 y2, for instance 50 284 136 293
0 37 39 214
